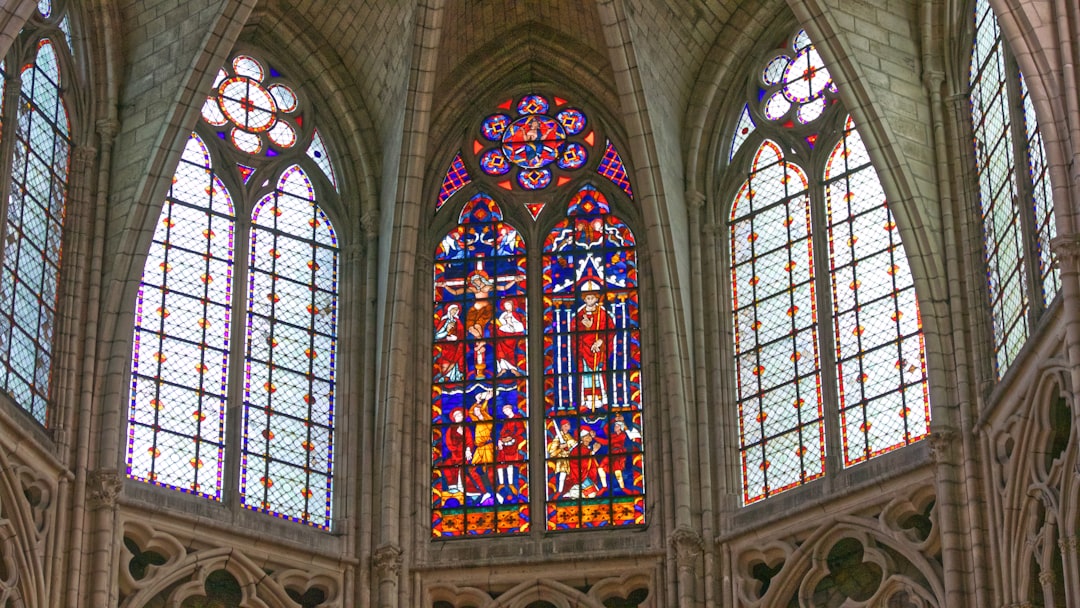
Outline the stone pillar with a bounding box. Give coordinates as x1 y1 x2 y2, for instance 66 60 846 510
86 469 122 606
373 542 403 608
670 526 703 608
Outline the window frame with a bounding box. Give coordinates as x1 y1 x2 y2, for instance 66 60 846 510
123 48 350 534
0 2 79 428
424 95 655 543
964 0 1060 385
715 31 932 512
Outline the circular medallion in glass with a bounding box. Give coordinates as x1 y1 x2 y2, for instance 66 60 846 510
500 115 565 169
218 77 278 132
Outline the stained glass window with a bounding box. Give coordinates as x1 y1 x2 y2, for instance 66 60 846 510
0 35 72 425
728 29 930 504
825 117 929 465
306 129 338 192
432 193 529 537
242 165 338 529
432 94 644 537
128 133 234 498
128 52 343 529
969 0 1058 377
543 185 645 529
730 141 823 504
436 153 471 210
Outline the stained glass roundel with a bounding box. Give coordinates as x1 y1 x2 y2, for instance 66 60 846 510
202 55 301 155
502 116 566 169
471 94 594 193
756 29 835 126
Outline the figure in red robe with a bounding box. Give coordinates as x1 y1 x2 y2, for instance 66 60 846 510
495 402 526 502
566 426 607 499
573 280 611 412
608 418 642 492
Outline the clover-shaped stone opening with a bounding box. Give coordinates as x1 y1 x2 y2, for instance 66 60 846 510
123 536 167 581
602 587 649 607
811 538 882 606
750 559 785 598
180 569 243 607
286 585 327 608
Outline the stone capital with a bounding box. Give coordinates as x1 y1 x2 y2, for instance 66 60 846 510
685 190 706 211
361 210 380 241
342 242 365 265
95 118 120 143
87 468 123 509
669 526 704 570
373 542 403 579
928 428 957 463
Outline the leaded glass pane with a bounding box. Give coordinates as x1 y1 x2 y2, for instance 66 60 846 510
432 193 529 537
0 39 71 424
542 185 645 529
969 0 1055 377
730 104 757 161
306 129 338 192
241 165 338 530
1019 75 1059 304
825 118 930 466
730 141 823 504
127 133 234 499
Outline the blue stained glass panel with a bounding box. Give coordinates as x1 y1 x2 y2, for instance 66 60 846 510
432 193 530 537
542 186 645 529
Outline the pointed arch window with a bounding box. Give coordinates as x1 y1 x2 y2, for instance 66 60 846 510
0 1 76 425
126 53 342 530
968 0 1058 378
726 29 930 505
431 94 645 537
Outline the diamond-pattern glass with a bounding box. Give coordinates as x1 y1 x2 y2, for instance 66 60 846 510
1019 75 1059 305
432 193 530 537
127 133 234 500
240 165 338 530
542 185 645 529
825 118 930 466
730 141 824 504
0 39 71 425
968 0 1057 378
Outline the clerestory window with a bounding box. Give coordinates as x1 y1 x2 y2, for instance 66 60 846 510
431 94 645 536
0 0 75 425
125 52 343 529
726 29 931 504
968 0 1058 378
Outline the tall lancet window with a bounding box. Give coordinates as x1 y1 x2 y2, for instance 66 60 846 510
127 53 342 529
727 29 930 504
0 1 76 425
431 93 645 537
968 0 1058 377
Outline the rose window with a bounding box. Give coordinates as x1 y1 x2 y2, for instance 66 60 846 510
475 94 591 191
201 55 300 155
759 29 838 125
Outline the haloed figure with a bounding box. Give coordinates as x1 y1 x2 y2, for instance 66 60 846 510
574 281 611 412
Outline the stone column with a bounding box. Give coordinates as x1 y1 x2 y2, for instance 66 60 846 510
670 526 703 608
373 542 403 608
86 469 122 606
